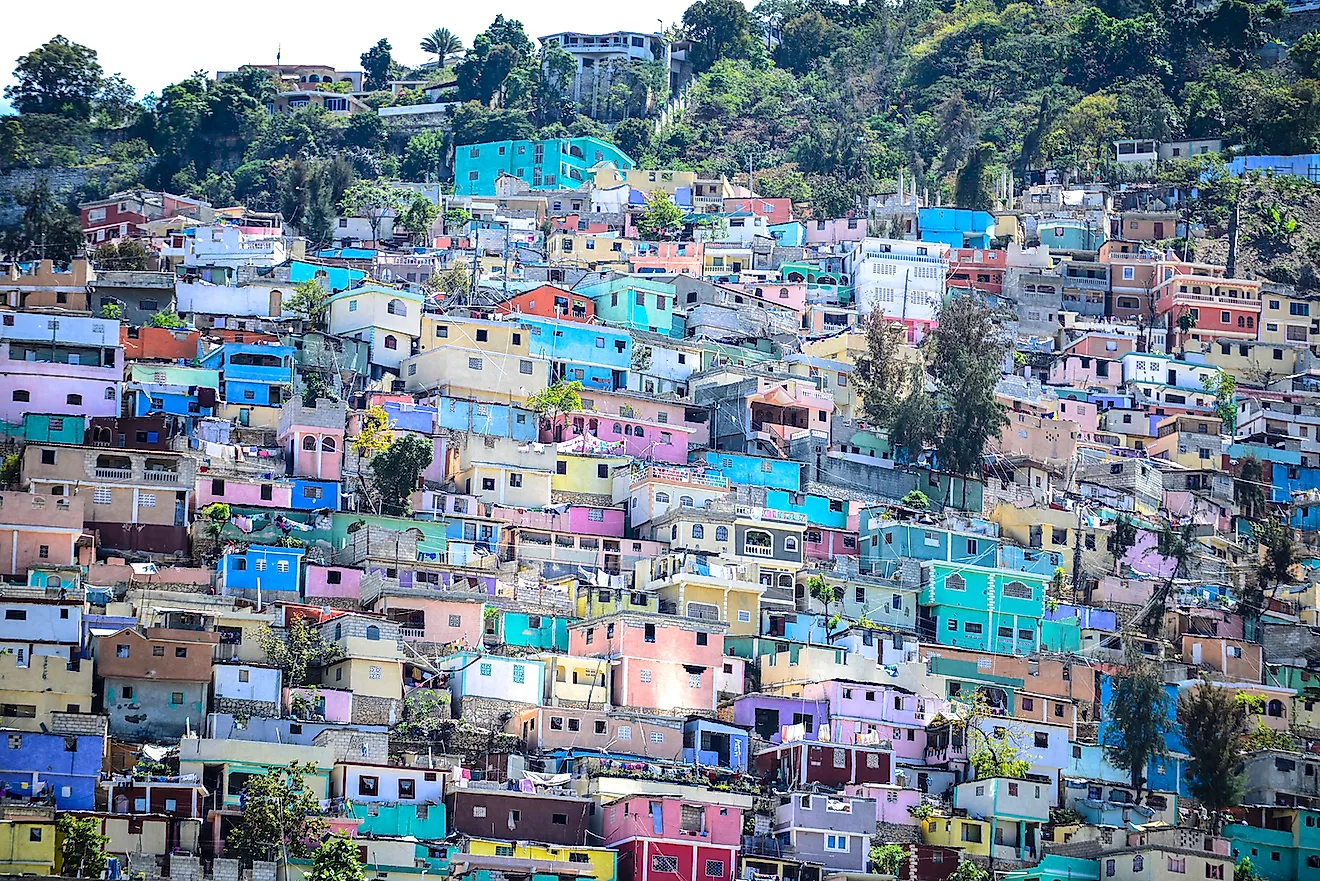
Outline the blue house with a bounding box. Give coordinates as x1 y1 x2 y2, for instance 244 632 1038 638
1037 219 1106 251
290 260 366 293
765 490 849 530
290 479 340 511
682 718 750 773
433 396 537 441
198 342 296 419
918 207 996 249
382 401 438 434
217 544 305 600
454 136 634 196
692 450 802 491
0 729 103 809
768 222 807 247
521 317 632 391
490 610 571 652
860 517 1000 577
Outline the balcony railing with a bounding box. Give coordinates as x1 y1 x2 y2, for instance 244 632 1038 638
743 544 773 557
142 470 181 484
400 627 425 640
94 468 132 480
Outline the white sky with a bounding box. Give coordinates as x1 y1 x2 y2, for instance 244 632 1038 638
1 0 733 112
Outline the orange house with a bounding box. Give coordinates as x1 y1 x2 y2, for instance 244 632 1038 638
494 285 595 323
121 326 201 362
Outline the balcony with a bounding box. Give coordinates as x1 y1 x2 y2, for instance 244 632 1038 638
400 627 425 640
94 468 132 480
742 836 795 858
141 470 181 484
742 543 773 558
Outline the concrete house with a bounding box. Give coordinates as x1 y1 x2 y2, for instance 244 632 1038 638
97 626 219 741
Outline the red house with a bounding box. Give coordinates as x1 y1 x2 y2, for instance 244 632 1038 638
754 740 892 787
495 285 595 323
722 197 793 225
602 793 744 881
79 191 212 244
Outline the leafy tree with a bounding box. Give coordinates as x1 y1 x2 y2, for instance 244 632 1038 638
6 35 104 118
1200 370 1238 433
344 113 386 151
442 207 472 234
91 239 150 271
683 0 759 72
360 39 396 91
1235 457 1267 522
94 73 139 128
946 860 989 881
1178 681 1245 818
148 311 185 328
421 28 464 69
401 129 448 181
58 815 109 879
854 312 910 428
0 177 83 263
775 11 838 75
371 434 434 515
286 278 329 321
638 191 685 241
869 843 906 876
1235 857 1268 881
352 405 396 457
806 573 842 620
1292 32 1320 80
309 835 367 881
953 142 996 211
226 762 328 865
1256 517 1299 589
1111 514 1140 571
199 502 232 548
889 365 940 463
339 181 408 244
300 372 338 408
612 118 653 163
256 618 343 690
99 302 123 320
527 380 584 420
899 490 930 511
1102 648 1173 802
425 264 470 296
400 193 439 244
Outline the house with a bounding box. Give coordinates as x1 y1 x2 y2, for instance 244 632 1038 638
454 137 634 196
314 613 405 726
753 740 893 788
438 651 545 725
846 238 949 342
769 793 877 873
216 545 305 602
0 311 122 425
600 792 742 881
197 340 295 428
0 727 104 810
97 626 218 740
211 663 282 717
446 787 593 846
680 718 749 773
495 285 595 322
953 777 1050 862
125 364 220 418
331 760 444 804
919 208 996 249
0 259 91 312
79 190 213 244
570 613 726 713
326 285 424 375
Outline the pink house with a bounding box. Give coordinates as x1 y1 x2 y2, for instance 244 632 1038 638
804 527 859 561
284 685 353 723
548 413 694 465
578 389 710 448
847 783 922 825
1053 397 1099 439
0 347 121 425
602 794 742 881
805 217 867 246
745 281 807 317
801 681 939 763
195 475 293 510
1048 354 1121 391
278 400 346 481
630 242 704 276
723 197 793 225
305 564 366 604
366 590 487 648
0 491 85 575
492 505 626 538
570 613 725 713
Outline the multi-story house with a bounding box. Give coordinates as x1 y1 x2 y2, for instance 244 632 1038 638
509 706 684 759
326 285 424 376
1153 262 1262 346
570 612 726 714
97 625 218 740
600 792 742 881
0 490 87 577
914 560 1049 655
277 398 346 483
314 613 404 726
693 369 833 456
953 777 1050 862
847 238 950 342
0 310 122 425
0 259 91 312
634 549 782 637
754 739 893 788
125 364 220 419
197 340 295 428
767 793 876 873
79 190 213 244
22 443 195 555
454 137 634 196
216 545 305 602
405 321 548 403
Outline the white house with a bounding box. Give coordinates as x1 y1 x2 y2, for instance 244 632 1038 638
212 664 283 707
846 237 950 343
326 284 425 373
331 760 445 804
184 226 288 270
439 651 546 707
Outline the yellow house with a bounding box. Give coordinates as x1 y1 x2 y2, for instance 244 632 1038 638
571 582 658 618
465 838 617 881
404 345 549 403
786 355 858 419
325 635 404 701
0 817 55 874
553 454 629 499
991 503 1113 575
635 551 777 636
548 232 635 271
0 651 94 729
1259 290 1320 348
1196 337 1305 387
418 314 530 355
538 653 612 708
921 813 991 857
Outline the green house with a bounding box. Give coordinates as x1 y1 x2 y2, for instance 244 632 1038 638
919 560 1048 654
23 413 84 444
578 277 680 335
487 608 573 652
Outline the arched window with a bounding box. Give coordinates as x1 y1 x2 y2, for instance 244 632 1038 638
715 526 728 541
303 436 318 451
12 391 28 402
634 426 644 438
105 387 116 400
671 525 678 540
45 575 60 588
785 537 798 552
778 573 793 588
1268 699 1286 717
386 299 406 316
945 573 967 591
365 625 380 641
384 335 398 350
613 423 622 434
655 492 670 503
321 437 337 452
692 524 704 539
744 530 773 556
679 496 693 507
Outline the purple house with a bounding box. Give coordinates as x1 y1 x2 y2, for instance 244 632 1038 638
732 693 830 744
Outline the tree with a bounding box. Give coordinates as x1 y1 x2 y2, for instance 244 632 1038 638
98 302 123 320
1235 457 1267 522
91 239 150 271
889 365 940 463
371 434 434 515
1102 648 1173 802
199 502 232 550
853 312 911 429
1111 514 1139 572
6 36 104 118
954 143 996 211
527 380 584 421
1256 517 1299 589
339 181 407 245
1235 857 1268 881
401 129 448 181
0 178 83 263
58 815 109 879
309 836 367 881
637 191 685 241
425 264 471 297
400 194 439 244
256 618 343 690
353 405 396 457
301 372 338 408
1178 681 1245 819
94 73 139 127
360 39 396 91
286 278 329 322
421 28 464 69
775 12 838 75
148 310 185 328
806 573 842 620
869 843 906 876
1292 32 1320 79
1201 370 1238 434
344 113 386 151
683 0 759 72
226 762 328 865
945 861 989 881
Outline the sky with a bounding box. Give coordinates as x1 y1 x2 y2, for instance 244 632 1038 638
1 0 728 113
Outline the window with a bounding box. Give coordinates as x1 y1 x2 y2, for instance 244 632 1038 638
509 473 522 487
66 394 82 405
1168 858 1186 874
11 391 28 402
358 776 379 796
139 493 156 508
170 692 184 705
175 647 187 658
639 669 652 683
704 860 724 877
468 357 483 370
715 526 728 541
1034 732 1049 747
2 610 22 622
651 856 678 873
824 835 850 852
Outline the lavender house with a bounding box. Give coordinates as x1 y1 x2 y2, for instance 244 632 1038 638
732 693 830 743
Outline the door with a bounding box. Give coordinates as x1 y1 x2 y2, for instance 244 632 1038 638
1153 222 1165 238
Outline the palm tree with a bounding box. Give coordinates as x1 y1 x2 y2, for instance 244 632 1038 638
420 28 462 69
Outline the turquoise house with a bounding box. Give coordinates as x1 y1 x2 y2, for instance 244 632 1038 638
1037 219 1106 251
918 560 1047 654
577 276 679 335
860 517 1000 578
22 413 86 444
350 801 447 839
454 137 634 196
489 609 572 652
1225 808 1320 881
919 207 995 249
769 221 806 246
780 261 852 302
765 489 849 530
1001 855 1099 881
